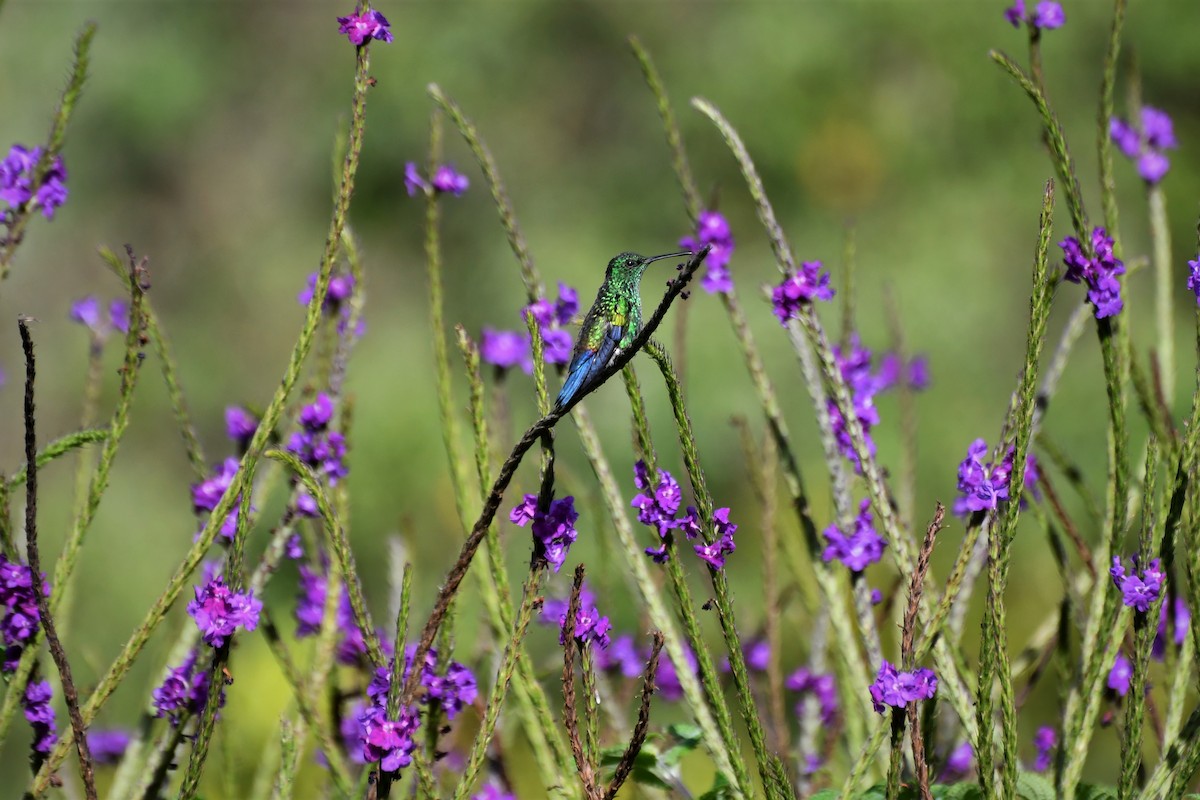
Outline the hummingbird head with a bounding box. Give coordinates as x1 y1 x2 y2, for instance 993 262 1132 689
605 250 692 281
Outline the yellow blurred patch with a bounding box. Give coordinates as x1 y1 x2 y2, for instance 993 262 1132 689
797 117 883 214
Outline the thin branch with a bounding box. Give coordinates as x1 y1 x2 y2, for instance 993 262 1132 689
605 631 664 800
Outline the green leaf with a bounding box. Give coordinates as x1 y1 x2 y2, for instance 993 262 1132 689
936 783 985 800
696 772 736 800
1074 785 1118 800
1016 772 1056 800
806 791 839 800
667 722 705 747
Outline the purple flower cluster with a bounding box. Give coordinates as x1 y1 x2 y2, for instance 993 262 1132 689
1033 726 1057 772
1107 652 1132 697
404 162 469 197
510 493 579 572
186 575 262 648
1 555 47 672
596 636 697 701
69 297 130 340
1004 0 1065 30
286 394 349 500
788 667 839 724
942 742 975 781
679 210 735 294
336 8 393 45
367 646 478 721
542 584 612 649
23 680 57 755
877 352 931 392
693 508 738 569
1153 596 1189 659
152 650 224 725
953 439 1012 516
87 729 132 765
868 660 937 714
225 406 258 451
1189 257 1200 306
298 270 363 337
822 499 887 572
1111 555 1164 613
631 461 735 568
357 704 420 772
1111 107 1177 184
294 565 382 665
480 283 578 373
191 457 245 541
1 144 68 221
827 336 884 471
720 639 770 674
1060 228 1126 319
473 785 516 800
771 261 834 324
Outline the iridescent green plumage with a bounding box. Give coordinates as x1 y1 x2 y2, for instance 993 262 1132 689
554 251 691 411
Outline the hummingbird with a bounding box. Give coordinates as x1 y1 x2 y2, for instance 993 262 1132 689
553 250 692 412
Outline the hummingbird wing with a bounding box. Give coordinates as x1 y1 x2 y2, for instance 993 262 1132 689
553 302 627 411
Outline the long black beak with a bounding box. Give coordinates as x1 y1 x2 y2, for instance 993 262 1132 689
644 250 693 266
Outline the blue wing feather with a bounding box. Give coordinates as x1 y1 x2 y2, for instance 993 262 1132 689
554 323 623 410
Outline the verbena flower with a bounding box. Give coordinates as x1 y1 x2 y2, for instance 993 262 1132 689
287 393 349 485
1 144 68 220
480 328 532 373
510 494 579 572
1059 228 1126 319
560 601 612 650
152 650 224 725
826 335 893 472
522 283 578 366
656 645 698 701
1107 652 1131 697
336 8 393 46
679 210 735 294
187 575 262 647
1187 257 1200 306
431 165 469 196
191 457 246 542
294 565 382 665
694 507 737 569
87 729 132 765
1004 0 1064 30
787 667 838 724
1032 727 1057 772
224 406 258 448
69 296 128 339
952 438 1013 517
23 680 57 755
597 634 645 678
298 270 362 337
868 660 937 714
877 352 931 391
771 261 834 323
822 498 886 572
367 646 477 721
1111 107 1178 184
357 705 419 772
942 741 974 781
1153 596 1189 660
1110 555 1164 613
473 785 516 800
1 555 46 672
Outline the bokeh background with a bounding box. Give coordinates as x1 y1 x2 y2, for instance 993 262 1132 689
1 0 1198 794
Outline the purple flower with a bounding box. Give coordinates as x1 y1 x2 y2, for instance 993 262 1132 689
1153 596 1189 660
294 565 328 637
287 395 348 485
298 270 356 321
473 785 516 800
822 498 886 572
1111 555 1165 613
152 650 224 725
358 705 419 772
368 646 477 720
109 299 130 334
555 283 579 324
1 555 48 672
1188 257 1200 306
694 507 737 569
598 634 646 678
1 144 68 220
1059 229 1127 319
336 8 393 45
69 297 101 331
404 162 429 196
540 582 593 626
87 729 132 765
23 680 57 755
225 406 258 448
520 283 579 367
1004 0 1064 30
1033 727 1057 772
656 645 698 701
952 438 1013 517
788 667 839 724
1111 107 1177 184
942 741 974 781
771 261 835 323
1108 652 1132 697
560 602 612 650
680 210 736 294
431 165 469 196
480 328 532 374
877 352 931 392
192 458 240 514
871 588 884 605
186 575 262 647
868 660 937 714
632 461 684 539
511 495 579 573
69 296 130 339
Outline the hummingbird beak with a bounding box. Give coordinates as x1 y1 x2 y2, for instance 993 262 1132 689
643 251 693 266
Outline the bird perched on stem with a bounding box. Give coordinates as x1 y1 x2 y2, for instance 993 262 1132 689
554 250 692 411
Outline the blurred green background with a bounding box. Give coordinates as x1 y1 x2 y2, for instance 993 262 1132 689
1 0 1198 794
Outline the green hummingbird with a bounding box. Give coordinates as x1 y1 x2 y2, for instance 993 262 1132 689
554 250 692 411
